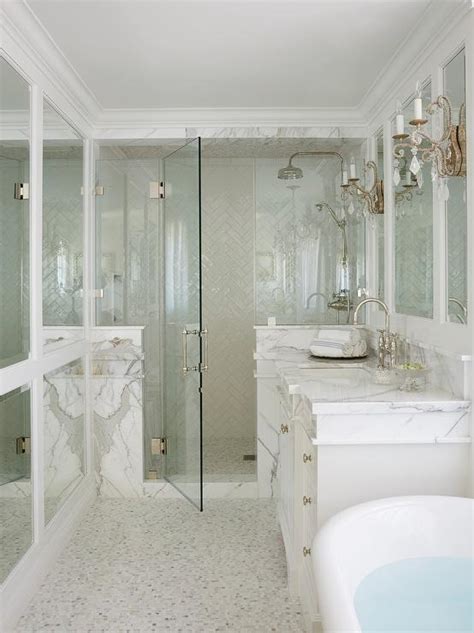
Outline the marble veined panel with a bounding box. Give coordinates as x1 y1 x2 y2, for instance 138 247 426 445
44 359 85 524
94 375 144 497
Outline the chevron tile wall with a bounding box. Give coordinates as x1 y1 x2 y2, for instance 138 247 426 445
201 159 257 474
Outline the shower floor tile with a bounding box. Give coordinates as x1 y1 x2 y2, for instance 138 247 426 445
203 437 257 482
14 499 305 633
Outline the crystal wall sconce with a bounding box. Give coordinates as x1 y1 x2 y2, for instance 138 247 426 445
341 158 384 215
392 81 466 186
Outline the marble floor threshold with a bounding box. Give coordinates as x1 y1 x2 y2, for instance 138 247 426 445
14 499 305 633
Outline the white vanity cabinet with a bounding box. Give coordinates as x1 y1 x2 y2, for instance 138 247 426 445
276 386 297 592
276 395 321 630
294 422 319 628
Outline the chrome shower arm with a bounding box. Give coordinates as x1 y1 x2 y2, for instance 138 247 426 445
287 151 344 179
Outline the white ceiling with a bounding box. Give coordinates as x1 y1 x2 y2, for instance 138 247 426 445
27 0 434 110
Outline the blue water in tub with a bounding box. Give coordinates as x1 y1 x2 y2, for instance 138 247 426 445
354 557 473 632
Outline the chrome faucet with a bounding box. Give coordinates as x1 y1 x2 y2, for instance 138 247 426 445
353 298 396 369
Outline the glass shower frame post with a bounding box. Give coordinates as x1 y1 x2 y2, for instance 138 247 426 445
162 138 203 511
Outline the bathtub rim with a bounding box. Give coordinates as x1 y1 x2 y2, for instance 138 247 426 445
312 494 474 633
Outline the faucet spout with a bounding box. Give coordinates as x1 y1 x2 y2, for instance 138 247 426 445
353 297 390 333
305 292 327 309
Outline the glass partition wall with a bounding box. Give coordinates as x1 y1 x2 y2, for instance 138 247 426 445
94 138 367 487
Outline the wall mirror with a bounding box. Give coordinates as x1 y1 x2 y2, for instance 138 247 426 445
43 99 84 349
395 81 434 319
255 140 367 325
444 47 467 325
375 129 384 300
0 57 30 368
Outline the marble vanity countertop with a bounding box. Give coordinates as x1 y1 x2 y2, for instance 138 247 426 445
279 365 471 415
255 347 372 366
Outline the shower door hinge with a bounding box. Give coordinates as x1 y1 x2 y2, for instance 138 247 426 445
14 183 29 200
95 185 104 196
159 181 165 199
151 437 167 456
16 436 31 455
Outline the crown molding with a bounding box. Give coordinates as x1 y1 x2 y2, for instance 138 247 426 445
360 0 473 126
2 0 471 140
1 1 101 136
93 107 368 137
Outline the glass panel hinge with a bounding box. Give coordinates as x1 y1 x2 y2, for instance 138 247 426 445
14 183 29 200
16 436 31 455
151 437 167 455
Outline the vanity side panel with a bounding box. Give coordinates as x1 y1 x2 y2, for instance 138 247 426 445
316 444 470 528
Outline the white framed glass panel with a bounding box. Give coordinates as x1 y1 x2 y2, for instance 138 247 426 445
43 100 84 350
0 58 30 367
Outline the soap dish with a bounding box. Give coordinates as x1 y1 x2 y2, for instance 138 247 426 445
394 365 430 391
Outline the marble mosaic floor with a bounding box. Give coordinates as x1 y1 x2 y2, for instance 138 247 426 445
15 499 305 633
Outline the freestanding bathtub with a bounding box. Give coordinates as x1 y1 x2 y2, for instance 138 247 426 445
313 496 474 633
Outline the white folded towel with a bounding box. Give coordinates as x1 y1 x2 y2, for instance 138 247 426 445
310 339 367 358
313 327 362 345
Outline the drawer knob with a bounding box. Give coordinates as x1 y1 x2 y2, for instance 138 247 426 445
280 424 289 434
303 495 312 506
303 453 312 463
303 546 312 557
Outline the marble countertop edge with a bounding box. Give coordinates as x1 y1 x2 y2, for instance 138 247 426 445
310 436 472 446
309 399 471 415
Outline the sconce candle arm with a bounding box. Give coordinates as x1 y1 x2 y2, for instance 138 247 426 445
341 161 384 215
393 95 466 178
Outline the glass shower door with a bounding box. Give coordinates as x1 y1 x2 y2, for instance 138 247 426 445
163 138 203 510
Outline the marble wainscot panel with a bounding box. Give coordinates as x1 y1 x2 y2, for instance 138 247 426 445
92 328 146 497
44 360 85 523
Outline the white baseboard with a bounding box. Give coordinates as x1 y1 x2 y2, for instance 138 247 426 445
0 476 96 632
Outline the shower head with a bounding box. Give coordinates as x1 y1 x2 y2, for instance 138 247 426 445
277 160 303 180
277 150 345 182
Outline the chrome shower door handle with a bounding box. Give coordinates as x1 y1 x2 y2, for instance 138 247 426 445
200 328 209 372
182 328 200 375
182 328 189 375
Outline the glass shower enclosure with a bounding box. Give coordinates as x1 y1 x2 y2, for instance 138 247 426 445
162 138 204 510
95 139 204 510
